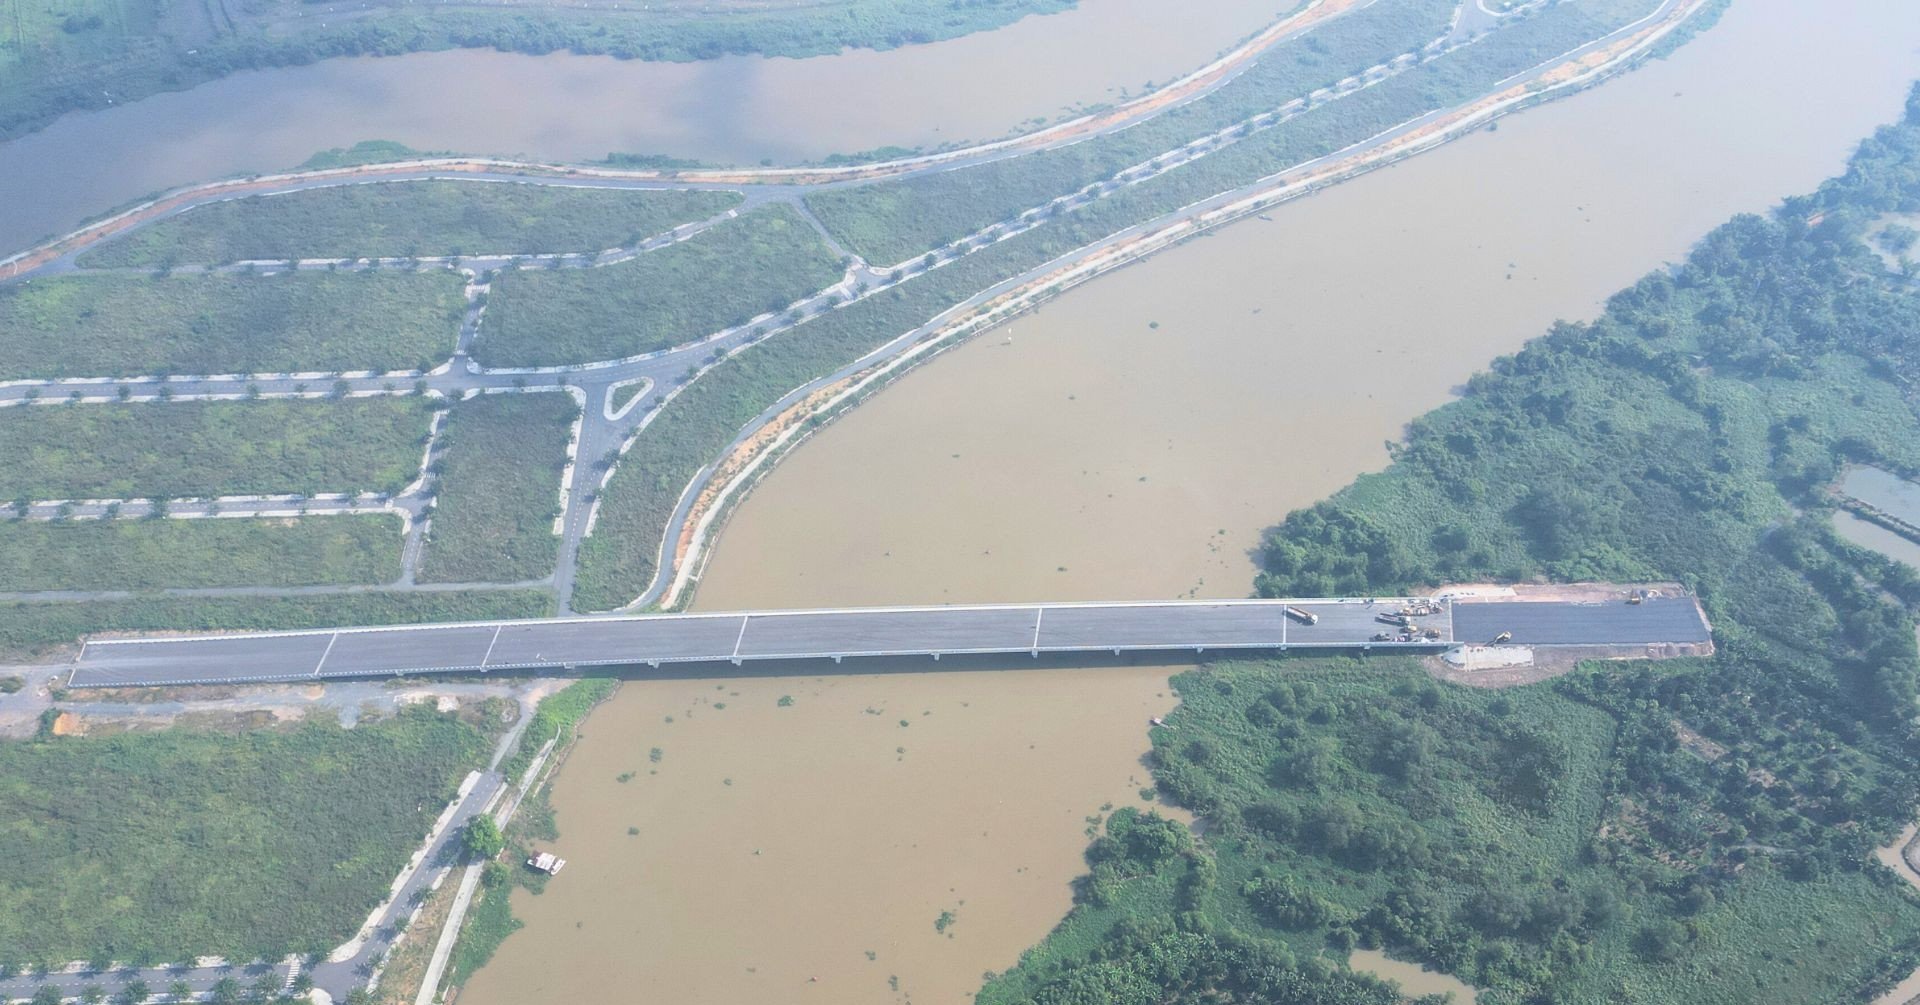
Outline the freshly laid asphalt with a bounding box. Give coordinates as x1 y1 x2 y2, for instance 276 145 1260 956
67 596 1712 688
1452 597 1709 646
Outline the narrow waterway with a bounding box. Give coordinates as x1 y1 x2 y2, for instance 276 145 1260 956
0 0 1285 253
459 2 1920 1003
695 0 1920 611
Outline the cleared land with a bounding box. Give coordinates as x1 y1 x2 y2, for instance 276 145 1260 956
0 515 402 591
78 183 745 266
475 203 844 367
418 392 575 584
0 271 468 379
0 397 432 500
0 705 489 965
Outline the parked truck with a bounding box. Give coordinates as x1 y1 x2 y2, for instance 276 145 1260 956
1284 606 1319 625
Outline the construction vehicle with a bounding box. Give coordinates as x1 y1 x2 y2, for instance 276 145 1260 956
1284 606 1319 625
1398 600 1441 617
1421 627 1443 641
1627 591 1645 605
1370 631 1396 642
1493 631 1513 644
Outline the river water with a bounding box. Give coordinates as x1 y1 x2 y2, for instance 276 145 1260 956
456 1 1920 1003
0 0 1284 254
695 0 1920 611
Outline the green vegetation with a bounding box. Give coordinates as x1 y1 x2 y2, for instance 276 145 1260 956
477 204 843 366
809 0 1657 264
572 0 1688 610
449 678 615 982
807 0 1459 263
0 270 467 378
498 678 617 785
80 183 743 266
0 515 401 591
0 589 552 660
0 0 1071 144
0 397 431 500
461 816 506 861
418 392 575 584
0 705 488 965
984 85 1920 1005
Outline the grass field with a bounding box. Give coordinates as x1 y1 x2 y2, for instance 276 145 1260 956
0 515 402 591
475 203 844 367
0 589 554 660
78 183 745 266
417 392 575 584
0 270 468 379
0 705 490 966
0 397 432 501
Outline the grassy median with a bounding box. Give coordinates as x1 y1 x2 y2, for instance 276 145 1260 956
0 515 403 591
0 270 468 379
0 397 432 501
418 392 577 584
475 203 844 367
79 182 744 267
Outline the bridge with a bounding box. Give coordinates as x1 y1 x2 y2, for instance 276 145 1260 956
65 595 1712 688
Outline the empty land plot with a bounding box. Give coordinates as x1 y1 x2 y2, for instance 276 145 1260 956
0 271 468 379
0 705 488 965
418 392 576 584
475 203 844 367
78 182 746 267
0 397 433 501
0 515 402 591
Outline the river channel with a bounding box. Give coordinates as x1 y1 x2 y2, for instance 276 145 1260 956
463 1 1920 1003
0 0 1283 254
696 0 1920 611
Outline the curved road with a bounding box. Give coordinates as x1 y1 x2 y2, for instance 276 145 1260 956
0 0 1704 622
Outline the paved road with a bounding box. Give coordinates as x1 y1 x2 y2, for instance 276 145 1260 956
67 596 1711 688
1453 597 1709 646
0 0 1702 622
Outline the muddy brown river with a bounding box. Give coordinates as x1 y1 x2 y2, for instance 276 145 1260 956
464 1 1920 1003
0 0 1283 253
696 0 1920 610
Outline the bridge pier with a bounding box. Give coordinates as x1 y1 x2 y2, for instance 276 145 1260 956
832 655 843 664
931 652 940 661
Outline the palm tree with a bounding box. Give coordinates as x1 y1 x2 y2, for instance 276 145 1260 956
119 978 151 1003
169 981 193 1001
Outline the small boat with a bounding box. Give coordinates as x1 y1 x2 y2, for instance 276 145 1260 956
528 851 567 875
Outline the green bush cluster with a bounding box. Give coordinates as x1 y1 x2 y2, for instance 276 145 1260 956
0 705 489 965
984 83 1920 1005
